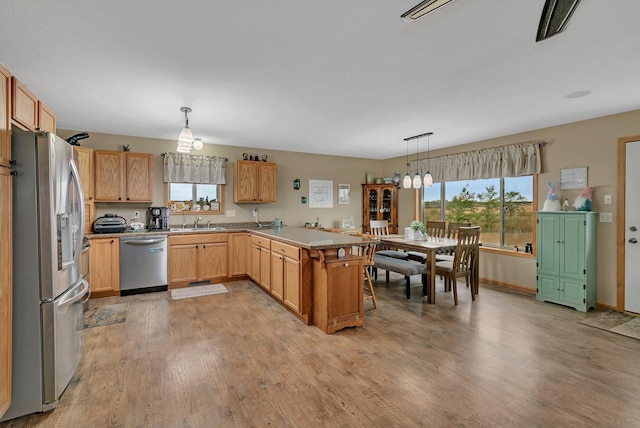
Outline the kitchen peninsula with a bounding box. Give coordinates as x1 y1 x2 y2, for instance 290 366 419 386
87 226 375 333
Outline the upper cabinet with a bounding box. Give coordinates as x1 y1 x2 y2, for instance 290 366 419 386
10 77 56 134
94 150 153 202
233 160 277 203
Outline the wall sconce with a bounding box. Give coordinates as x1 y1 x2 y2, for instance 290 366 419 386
293 178 301 190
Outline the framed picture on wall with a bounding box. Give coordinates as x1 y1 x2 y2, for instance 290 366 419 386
309 180 334 208
338 184 350 204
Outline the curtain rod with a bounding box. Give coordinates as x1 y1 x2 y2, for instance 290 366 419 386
160 152 228 161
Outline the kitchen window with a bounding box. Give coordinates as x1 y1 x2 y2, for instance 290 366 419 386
166 183 224 215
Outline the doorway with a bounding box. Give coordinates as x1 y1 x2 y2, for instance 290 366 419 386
617 136 640 313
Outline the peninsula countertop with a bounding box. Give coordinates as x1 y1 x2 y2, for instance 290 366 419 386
86 225 375 250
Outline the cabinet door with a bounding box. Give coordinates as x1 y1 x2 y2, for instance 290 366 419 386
168 244 198 285
94 151 124 201
536 214 560 276
250 244 261 283
283 257 301 313
200 242 228 281
0 167 11 416
74 147 94 201
258 162 277 202
260 247 271 290
125 152 153 202
271 253 284 301
229 233 250 276
234 160 258 202
537 274 559 301
560 277 585 307
11 77 37 131
89 238 120 294
37 101 55 133
0 65 10 167
326 259 363 326
559 215 586 280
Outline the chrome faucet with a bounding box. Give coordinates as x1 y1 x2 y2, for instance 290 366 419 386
206 220 212 229
194 216 202 229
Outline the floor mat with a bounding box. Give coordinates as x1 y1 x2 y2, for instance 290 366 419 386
83 303 128 328
170 283 228 300
578 309 640 340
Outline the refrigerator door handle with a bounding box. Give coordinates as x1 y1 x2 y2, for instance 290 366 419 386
69 159 85 260
57 279 89 311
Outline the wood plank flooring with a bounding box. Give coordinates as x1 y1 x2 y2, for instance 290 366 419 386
3 275 640 427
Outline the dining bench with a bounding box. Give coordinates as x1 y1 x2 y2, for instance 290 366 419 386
372 253 427 299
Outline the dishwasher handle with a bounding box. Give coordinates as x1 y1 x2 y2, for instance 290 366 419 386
122 238 166 245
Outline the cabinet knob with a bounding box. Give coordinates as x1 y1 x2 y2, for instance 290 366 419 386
629 238 638 244
126 197 130 200
10 171 17 176
344 263 349 267
118 197 122 200
9 159 16 165
89 196 93 200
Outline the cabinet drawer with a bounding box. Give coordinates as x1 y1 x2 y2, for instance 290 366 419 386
271 241 300 261
169 233 228 246
251 235 271 249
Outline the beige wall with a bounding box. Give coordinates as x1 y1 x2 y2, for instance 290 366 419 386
62 108 640 307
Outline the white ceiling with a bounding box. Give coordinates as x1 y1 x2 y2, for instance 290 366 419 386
2 1 640 159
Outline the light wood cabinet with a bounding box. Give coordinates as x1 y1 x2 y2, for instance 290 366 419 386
89 238 120 297
74 147 94 234
271 241 301 306
37 101 55 134
168 234 229 287
10 77 37 131
313 253 364 334
0 63 12 417
94 150 153 202
228 232 251 277
233 160 277 203
250 235 271 290
536 212 597 312
362 184 399 234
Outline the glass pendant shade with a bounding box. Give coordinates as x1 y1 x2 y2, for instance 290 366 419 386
178 127 193 143
176 140 192 153
412 173 421 189
403 174 412 188
192 138 203 150
423 171 433 187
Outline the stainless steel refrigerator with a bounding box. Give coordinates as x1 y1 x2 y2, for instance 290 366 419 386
1 129 88 421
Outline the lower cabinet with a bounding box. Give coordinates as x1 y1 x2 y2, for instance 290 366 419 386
250 235 271 291
89 237 120 297
228 232 251 277
313 253 364 334
271 241 300 304
168 233 228 287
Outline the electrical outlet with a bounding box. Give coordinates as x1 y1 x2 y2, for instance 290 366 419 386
226 210 236 217
599 212 613 223
252 208 258 217
133 211 140 219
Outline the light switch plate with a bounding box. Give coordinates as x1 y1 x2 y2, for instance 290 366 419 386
600 212 613 223
226 210 236 217
604 194 612 204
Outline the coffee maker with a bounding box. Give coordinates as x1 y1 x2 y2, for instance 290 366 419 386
148 207 169 231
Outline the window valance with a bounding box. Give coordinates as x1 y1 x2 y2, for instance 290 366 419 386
411 141 544 183
163 152 227 184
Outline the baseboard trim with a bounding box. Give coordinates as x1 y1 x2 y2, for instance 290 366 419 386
480 277 535 295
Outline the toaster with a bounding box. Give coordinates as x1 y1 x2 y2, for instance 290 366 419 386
93 214 127 234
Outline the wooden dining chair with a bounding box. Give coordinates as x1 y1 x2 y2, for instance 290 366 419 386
369 220 389 236
406 220 446 263
434 226 480 305
446 222 472 239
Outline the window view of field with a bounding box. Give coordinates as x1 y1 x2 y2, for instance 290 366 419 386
422 177 534 249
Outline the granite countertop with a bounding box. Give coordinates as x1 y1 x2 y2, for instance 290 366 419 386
86 225 375 250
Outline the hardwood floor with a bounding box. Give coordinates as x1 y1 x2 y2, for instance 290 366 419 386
3 275 640 427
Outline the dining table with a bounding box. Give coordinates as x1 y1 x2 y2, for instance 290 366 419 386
376 235 459 304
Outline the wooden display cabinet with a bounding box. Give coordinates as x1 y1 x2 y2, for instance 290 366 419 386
233 160 277 203
362 184 398 234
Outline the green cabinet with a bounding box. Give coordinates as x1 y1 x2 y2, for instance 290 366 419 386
536 212 597 312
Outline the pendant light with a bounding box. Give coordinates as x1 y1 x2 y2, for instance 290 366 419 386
176 107 194 153
423 132 433 187
403 138 412 188
412 135 421 189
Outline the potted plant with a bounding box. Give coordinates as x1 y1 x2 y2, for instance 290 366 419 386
410 220 426 239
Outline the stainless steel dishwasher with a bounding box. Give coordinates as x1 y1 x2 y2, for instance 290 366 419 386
119 235 168 295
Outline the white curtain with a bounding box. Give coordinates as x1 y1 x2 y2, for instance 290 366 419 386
163 152 227 184
413 141 543 183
